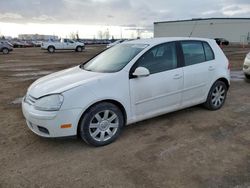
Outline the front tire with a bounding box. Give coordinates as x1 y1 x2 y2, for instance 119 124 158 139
2 48 9 54
79 102 124 146
47 46 55 53
204 81 228 110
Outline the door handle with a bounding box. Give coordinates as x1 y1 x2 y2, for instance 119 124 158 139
173 74 182 79
208 66 215 71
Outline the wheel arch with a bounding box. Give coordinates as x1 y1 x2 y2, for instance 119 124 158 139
75 45 83 52
47 45 55 50
216 77 230 89
77 99 127 136
205 77 230 101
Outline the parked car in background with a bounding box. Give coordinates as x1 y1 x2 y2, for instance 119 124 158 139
243 52 250 79
30 41 42 47
0 41 13 54
214 38 229 46
106 39 126 48
11 41 23 48
41 38 85 53
22 37 230 146
11 41 30 48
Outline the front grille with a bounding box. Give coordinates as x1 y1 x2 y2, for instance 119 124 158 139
25 95 37 105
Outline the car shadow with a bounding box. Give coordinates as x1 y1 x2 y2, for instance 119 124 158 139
32 105 212 150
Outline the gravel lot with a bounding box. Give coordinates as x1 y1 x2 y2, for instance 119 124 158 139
0 45 250 188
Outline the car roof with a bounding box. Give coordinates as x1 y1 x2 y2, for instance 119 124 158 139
125 37 214 46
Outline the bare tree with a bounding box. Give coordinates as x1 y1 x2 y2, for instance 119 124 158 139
76 32 79 40
97 30 103 39
69 31 79 40
69 32 76 39
104 29 110 40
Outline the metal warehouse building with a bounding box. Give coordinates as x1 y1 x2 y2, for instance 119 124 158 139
18 34 58 41
154 18 250 43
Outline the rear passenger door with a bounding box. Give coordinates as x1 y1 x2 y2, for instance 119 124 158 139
67 39 76 49
180 41 216 107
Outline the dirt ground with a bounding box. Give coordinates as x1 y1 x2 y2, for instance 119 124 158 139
0 45 250 188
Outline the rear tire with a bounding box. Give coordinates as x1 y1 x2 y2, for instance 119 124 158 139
2 48 9 54
204 81 228 110
76 46 83 52
79 102 124 146
47 46 55 53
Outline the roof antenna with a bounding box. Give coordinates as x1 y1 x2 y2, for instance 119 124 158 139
189 20 198 37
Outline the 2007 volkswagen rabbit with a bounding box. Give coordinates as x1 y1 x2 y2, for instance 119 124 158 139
22 38 230 146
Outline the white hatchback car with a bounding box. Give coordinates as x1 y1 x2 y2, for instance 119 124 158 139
22 37 230 146
243 52 250 79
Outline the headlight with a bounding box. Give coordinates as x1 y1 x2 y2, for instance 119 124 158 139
33 94 64 111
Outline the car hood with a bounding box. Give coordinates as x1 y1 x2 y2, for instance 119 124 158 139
28 66 104 98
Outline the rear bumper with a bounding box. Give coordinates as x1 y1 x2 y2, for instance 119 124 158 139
22 98 82 138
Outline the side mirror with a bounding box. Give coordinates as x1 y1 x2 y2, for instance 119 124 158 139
132 67 150 77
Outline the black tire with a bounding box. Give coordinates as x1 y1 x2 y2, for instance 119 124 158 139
204 81 228 110
79 102 124 146
2 48 9 54
47 46 55 53
245 74 250 79
76 46 82 52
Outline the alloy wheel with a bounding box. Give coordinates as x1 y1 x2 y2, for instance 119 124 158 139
211 85 226 107
3 48 9 54
89 110 119 142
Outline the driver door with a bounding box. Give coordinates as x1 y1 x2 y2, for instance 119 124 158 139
129 42 183 120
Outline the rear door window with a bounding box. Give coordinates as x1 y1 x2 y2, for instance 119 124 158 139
181 41 206 66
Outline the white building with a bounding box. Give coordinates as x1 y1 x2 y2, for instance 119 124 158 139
154 18 250 43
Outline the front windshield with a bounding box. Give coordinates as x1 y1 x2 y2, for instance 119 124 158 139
82 43 148 73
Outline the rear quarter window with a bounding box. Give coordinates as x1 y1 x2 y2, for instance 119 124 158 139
203 42 215 61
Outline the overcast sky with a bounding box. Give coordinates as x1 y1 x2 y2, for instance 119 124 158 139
0 0 250 38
